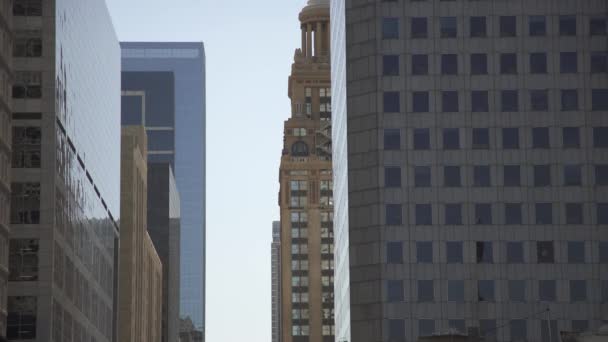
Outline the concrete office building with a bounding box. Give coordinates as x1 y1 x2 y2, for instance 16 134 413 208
272 221 281 342
278 1 334 341
9 0 121 341
121 42 206 335
331 1 608 341
119 126 163 342
148 163 181 342
0 0 11 339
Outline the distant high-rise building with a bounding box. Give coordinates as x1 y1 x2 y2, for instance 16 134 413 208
331 1 608 342
278 1 334 341
272 221 281 342
9 0 121 341
0 0 11 339
148 163 181 342
121 42 206 335
119 126 163 342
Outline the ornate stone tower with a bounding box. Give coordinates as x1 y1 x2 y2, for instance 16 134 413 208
278 1 333 342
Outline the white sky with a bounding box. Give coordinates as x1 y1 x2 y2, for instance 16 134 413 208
105 0 309 341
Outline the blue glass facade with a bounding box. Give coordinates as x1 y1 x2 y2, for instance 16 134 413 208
121 42 206 331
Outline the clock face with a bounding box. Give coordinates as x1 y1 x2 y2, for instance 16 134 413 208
292 141 310 156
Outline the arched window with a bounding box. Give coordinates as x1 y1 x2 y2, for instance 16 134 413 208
291 141 309 156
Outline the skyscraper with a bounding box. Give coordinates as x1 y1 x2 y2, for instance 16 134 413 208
331 1 608 342
120 42 206 334
278 1 334 341
9 0 121 341
272 221 281 342
119 126 163 342
0 1 11 339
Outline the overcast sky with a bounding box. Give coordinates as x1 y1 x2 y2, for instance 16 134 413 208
105 0 309 340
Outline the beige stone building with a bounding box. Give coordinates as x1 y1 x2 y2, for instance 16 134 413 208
278 1 333 342
0 0 10 338
120 126 163 342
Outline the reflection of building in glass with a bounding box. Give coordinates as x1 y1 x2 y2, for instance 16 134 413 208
9 0 121 341
331 1 608 342
278 1 334 341
0 0 12 338
272 221 281 342
179 317 204 342
119 126 163 342
121 42 206 335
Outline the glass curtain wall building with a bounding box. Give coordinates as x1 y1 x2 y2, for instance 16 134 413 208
121 42 206 333
10 0 121 341
331 0 608 341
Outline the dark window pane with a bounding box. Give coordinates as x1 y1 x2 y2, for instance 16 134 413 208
502 128 519 149
411 17 428 38
440 17 457 38
564 165 582 186
445 204 462 225
147 130 174 151
448 280 464 302
566 203 583 224
509 280 526 302
570 280 587 302
12 127 42 168
603 281 608 302
413 128 430 150
449 320 466 335
478 280 495 302
534 165 551 187
560 15 577 36
443 128 460 150
530 90 549 111
471 91 489 112
383 55 400 76
9 239 40 281
446 242 463 263
473 165 491 187
470 53 487 75
412 54 428 75
475 203 492 225
442 91 459 112
537 241 555 263
530 53 547 74
591 52 608 73
500 16 517 37
507 242 524 263
416 204 432 225
386 204 402 225
387 242 403 264
419 320 435 337
470 16 486 37
385 167 401 187
476 241 493 263
500 53 517 74
561 89 579 111
539 280 556 301
383 18 399 39
600 241 608 262
412 91 429 112
384 129 400 150
418 280 434 302
472 128 489 149
505 203 523 225
10 182 41 224
560 52 578 73
529 16 546 36
389 319 405 340
572 321 589 333
511 320 528 341
387 280 404 302
594 127 608 147
417 242 433 263
532 127 550 148
568 241 585 263
541 320 559 342
535 203 553 225
504 165 521 186
121 95 144 125
596 165 608 185
590 18 607 36
441 54 458 75
599 204 608 224
501 90 519 112
384 91 400 112
480 320 496 337
563 127 580 148
444 166 461 187
415 166 431 187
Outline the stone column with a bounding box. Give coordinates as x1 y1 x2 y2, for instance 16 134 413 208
316 21 323 57
306 23 313 57
301 26 307 56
